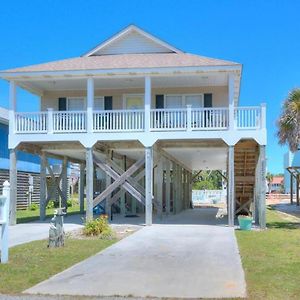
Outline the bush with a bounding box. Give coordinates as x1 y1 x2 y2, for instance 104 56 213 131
83 215 114 239
46 200 55 209
29 203 39 211
67 199 73 208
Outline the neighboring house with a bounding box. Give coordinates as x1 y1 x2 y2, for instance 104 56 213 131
269 176 284 193
284 150 300 199
0 25 267 227
0 106 41 209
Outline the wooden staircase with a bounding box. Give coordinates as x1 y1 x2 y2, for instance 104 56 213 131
234 140 259 215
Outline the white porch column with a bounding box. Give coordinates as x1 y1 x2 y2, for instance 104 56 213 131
87 77 94 133
258 145 266 229
145 146 153 225
9 81 16 137
228 145 235 226
85 147 94 221
261 103 267 129
79 163 85 213
228 73 235 131
39 152 47 220
9 148 17 225
144 76 151 132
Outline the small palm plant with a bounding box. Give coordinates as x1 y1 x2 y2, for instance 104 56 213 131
266 172 274 193
277 88 300 152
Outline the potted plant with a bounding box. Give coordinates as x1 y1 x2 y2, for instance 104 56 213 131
238 214 253 230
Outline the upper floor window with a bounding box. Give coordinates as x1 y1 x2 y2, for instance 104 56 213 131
67 97 104 111
165 94 203 108
124 94 144 109
67 97 85 111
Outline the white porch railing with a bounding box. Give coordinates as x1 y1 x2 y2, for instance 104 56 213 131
53 111 87 133
235 107 261 129
93 109 144 132
15 112 47 133
150 108 187 130
191 108 228 130
13 105 265 134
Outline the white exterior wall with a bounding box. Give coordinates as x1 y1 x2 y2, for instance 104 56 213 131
41 86 228 111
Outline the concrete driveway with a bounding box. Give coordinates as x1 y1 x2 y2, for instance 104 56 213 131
25 211 246 299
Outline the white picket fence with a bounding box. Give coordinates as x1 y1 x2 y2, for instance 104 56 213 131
0 181 10 264
192 189 226 205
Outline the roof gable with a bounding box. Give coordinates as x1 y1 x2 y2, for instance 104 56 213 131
84 25 182 56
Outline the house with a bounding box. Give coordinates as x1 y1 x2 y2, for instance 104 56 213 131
0 25 267 227
0 106 41 209
284 150 300 204
269 176 284 193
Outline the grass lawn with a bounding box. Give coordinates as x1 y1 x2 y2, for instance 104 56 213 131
0 238 116 294
17 203 82 224
236 207 300 299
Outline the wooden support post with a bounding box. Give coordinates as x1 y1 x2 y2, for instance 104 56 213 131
165 159 171 215
105 151 112 218
172 163 177 214
62 156 68 210
258 145 266 228
9 148 17 225
296 175 300 206
156 158 163 219
228 146 235 227
79 163 85 213
39 152 47 220
85 148 94 221
145 147 153 226
290 173 294 205
175 164 181 214
120 156 126 215
189 172 193 208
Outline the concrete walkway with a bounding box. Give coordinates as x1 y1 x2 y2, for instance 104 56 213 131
2 214 84 248
25 209 246 299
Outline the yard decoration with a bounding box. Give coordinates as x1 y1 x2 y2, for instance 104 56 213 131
48 208 65 248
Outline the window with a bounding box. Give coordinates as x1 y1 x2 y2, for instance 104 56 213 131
94 97 104 110
124 94 144 109
67 98 85 111
165 95 182 108
165 94 203 108
67 97 105 111
185 95 203 108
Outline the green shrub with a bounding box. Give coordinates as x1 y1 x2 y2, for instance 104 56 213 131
83 215 114 239
29 203 39 211
67 199 73 208
46 200 55 209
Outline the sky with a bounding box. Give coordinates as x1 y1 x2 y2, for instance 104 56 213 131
0 0 299 174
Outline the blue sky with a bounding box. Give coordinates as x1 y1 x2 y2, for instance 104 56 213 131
0 0 299 174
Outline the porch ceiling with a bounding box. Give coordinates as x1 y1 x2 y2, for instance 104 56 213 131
162 147 227 171
17 73 228 93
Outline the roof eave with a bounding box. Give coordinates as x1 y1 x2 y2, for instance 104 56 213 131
0 64 242 80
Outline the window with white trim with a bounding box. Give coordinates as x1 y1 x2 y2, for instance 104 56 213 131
94 97 104 110
165 94 203 108
165 95 182 108
185 95 203 108
124 94 144 109
67 97 85 111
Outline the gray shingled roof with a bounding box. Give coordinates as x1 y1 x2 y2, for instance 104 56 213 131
2 53 240 73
